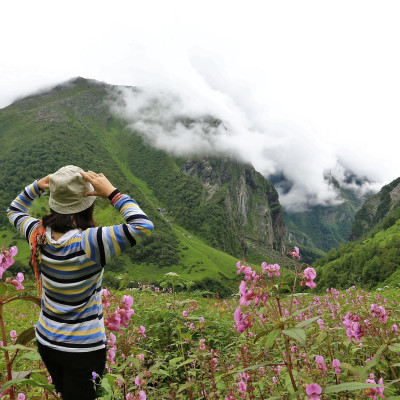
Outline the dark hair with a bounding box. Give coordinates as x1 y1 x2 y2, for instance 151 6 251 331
42 204 97 233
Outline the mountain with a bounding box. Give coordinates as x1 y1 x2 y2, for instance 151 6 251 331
350 177 400 241
313 176 400 289
279 175 368 264
0 77 286 295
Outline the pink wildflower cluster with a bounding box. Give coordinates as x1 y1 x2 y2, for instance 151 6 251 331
370 304 388 323
104 293 135 333
261 262 280 277
315 355 326 372
7 272 25 290
234 306 250 333
342 312 364 342
289 246 301 259
107 332 117 366
302 267 317 289
0 246 18 280
332 359 341 374
365 374 384 399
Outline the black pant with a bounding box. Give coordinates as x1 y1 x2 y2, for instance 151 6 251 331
37 341 107 400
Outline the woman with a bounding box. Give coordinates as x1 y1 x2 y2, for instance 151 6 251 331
7 165 154 400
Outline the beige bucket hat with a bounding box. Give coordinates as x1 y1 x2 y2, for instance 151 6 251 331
48 165 96 214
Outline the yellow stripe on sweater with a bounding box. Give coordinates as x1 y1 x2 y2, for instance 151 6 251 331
39 316 102 336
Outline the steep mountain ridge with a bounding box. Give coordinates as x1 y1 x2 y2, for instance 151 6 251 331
350 177 400 241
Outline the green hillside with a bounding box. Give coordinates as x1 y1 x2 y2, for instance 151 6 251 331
0 77 284 295
313 177 400 290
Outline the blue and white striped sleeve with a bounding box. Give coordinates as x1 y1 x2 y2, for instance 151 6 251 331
81 193 154 266
7 181 41 243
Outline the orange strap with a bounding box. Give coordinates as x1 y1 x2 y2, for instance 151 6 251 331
30 221 46 296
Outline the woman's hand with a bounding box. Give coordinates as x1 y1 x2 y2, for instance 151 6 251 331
37 175 50 190
80 171 117 198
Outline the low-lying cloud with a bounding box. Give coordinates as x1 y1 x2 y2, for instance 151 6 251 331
111 84 381 212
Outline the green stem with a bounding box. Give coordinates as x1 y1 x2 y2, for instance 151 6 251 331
0 304 15 400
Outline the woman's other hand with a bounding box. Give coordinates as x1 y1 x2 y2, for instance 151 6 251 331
80 171 117 198
37 175 50 190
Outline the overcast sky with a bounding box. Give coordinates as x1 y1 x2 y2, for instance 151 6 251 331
1 0 399 210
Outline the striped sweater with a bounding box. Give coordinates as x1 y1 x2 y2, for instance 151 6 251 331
7 181 154 352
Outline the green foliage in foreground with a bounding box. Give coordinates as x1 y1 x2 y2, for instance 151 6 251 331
1 277 400 399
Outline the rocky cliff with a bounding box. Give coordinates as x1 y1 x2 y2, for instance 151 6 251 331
181 158 286 258
350 177 400 241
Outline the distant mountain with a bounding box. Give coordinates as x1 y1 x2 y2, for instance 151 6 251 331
0 77 286 295
313 176 400 289
350 177 400 241
275 175 369 264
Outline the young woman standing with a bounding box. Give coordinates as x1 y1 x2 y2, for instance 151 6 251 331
7 165 154 399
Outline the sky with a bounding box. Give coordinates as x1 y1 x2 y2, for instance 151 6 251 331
1 0 400 211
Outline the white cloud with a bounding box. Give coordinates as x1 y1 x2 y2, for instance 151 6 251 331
1 0 400 210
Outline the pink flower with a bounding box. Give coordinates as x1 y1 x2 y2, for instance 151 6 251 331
138 326 147 337
306 383 322 400
0 246 18 280
365 377 384 399
139 390 146 400
315 355 326 372
122 295 133 308
239 281 255 307
135 375 142 387
199 338 206 350
303 267 317 289
17 393 26 400
261 263 280 277
10 330 17 342
10 272 25 290
332 359 341 374
182 310 188 318
234 307 249 333
289 246 301 259
238 380 247 393
126 394 133 400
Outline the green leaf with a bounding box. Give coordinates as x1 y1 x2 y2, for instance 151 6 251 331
15 326 36 345
265 329 280 348
365 344 386 371
282 327 306 345
0 376 54 393
175 358 196 370
18 352 41 361
177 381 194 393
0 344 35 352
169 356 184 366
254 330 267 343
388 343 400 353
323 382 385 394
295 316 320 329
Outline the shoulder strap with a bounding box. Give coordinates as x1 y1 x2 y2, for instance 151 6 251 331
30 221 46 296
